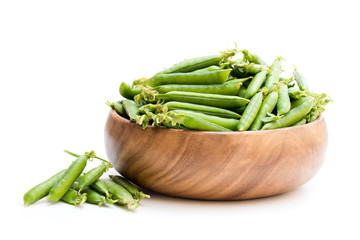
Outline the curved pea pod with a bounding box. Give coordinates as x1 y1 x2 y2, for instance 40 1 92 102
292 118 307 126
155 78 249 96
262 98 315 130
237 86 247 98
243 70 267 99
291 96 313 109
171 110 238 131
231 62 264 78
264 57 283 90
233 106 246 115
122 99 140 120
110 175 150 200
249 91 279 131
103 179 139 209
106 100 126 117
23 169 67 207
157 91 249 109
277 83 291 115
241 49 267 65
61 188 87 206
293 66 310 92
73 183 117 206
119 82 142 100
90 179 111 199
165 101 240 119
179 113 232 132
47 152 93 202
288 86 308 100
236 92 263 131
191 65 222 73
156 49 237 75
142 69 232 87
77 163 111 192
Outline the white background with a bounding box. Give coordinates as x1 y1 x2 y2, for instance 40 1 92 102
1 0 359 239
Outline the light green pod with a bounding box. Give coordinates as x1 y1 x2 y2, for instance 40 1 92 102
236 92 263 131
243 70 267 99
264 57 282 90
249 91 279 131
171 110 238 131
23 169 67 207
262 98 315 130
277 83 291 115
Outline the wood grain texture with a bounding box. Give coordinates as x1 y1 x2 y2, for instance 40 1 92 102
104 110 328 200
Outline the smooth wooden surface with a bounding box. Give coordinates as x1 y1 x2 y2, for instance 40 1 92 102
104 110 328 200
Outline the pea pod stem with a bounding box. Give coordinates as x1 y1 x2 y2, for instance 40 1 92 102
61 188 87 206
64 150 111 167
241 49 267 65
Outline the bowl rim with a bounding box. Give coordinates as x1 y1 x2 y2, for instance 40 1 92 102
108 109 325 135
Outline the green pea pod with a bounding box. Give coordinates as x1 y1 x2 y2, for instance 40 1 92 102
110 175 150 200
61 188 87 206
243 70 267 99
165 101 240 119
156 78 250 96
290 96 313 109
72 183 117 206
171 110 238 131
103 179 139 209
23 169 67 207
233 106 246 115
156 49 237 74
236 92 263 131
232 62 264 77
77 165 108 191
262 98 315 130
237 86 247 98
293 66 310 92
122 100 140 120
119 82 142 100
90 179 111 199
106 101 126 117
191 65 222 73
142 69 232 87
292 118 307 126
47 152 93 202
180 113 232 132
249 91 279 131
157 91 249 109
241 49 267 65
288 86 307 100
264 57 282 90
277 83 291 115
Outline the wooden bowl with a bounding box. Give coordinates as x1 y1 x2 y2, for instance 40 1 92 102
104 110 328 200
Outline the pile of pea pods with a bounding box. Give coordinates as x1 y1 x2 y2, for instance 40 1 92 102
23 150 150 208
108 48 331 131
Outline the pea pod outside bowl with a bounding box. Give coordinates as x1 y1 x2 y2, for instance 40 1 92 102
104 109 328 200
